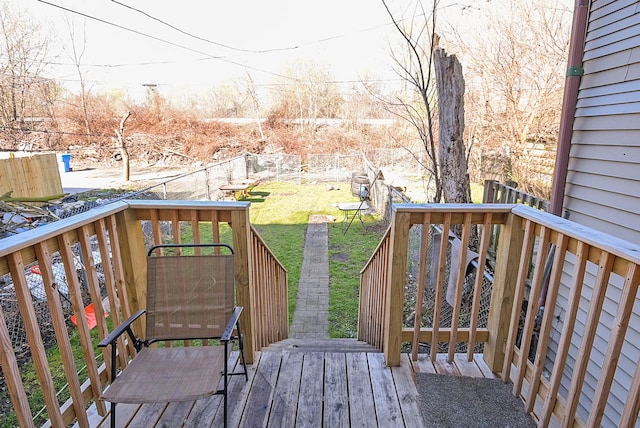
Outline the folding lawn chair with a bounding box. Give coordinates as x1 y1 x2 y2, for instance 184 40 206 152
98 243 248 428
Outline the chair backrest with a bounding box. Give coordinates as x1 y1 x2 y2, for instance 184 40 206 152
145 244 235 342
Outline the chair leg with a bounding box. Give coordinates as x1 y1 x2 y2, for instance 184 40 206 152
237 322 248 380
110 402 116 428
224 342 228 428
224 386 228 428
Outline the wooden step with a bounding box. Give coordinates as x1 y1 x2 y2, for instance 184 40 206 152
260 338 380 353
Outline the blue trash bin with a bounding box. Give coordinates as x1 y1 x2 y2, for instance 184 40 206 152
61 154 72 172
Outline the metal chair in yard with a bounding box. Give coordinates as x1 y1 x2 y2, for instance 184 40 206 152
98 243 248 428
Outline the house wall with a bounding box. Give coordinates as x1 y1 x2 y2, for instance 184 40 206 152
558 0 640 425
566 0 640 244
547 255 640 426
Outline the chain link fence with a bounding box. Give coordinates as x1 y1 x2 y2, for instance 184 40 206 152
306 153 364 182
0 149 429 366
404 223 494 355
387 168 494 355
141 155 249 201
0 148 465 424
246 153 302 184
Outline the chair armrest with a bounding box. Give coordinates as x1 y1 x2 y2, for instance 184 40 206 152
98 309 145 348
221 307 243 342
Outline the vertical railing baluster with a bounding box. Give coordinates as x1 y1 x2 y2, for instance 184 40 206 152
0 304 33 427
58 232 107 415
540 240 589 426
588 262 640 427
561 250 614 427
467 212 492 361
513 226 551 397
525 233 569 412
500 219 535 381
430 212 451 362
448 212 472 361
384 210 410 366
412 213 431 361
35 242 89 427
8 252 65 426
95 218 129 370
78 225 111 374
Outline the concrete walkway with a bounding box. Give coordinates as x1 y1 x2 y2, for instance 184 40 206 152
289 215 329 339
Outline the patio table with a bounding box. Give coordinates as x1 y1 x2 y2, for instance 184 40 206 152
338 201 369 233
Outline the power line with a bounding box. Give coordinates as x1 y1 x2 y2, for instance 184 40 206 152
47 58 181 68
110 0 300 54
35 0 302 83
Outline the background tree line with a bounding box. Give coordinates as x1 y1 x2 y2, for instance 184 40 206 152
0 0 572 201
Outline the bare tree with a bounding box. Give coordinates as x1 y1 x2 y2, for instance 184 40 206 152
381 0 471 203
342 75 390 130
433 47 471 204
63 14 92 144
113 111 132 181
197 80 248 118
268 59 343 133
455 0 571 196
243 72 265 140
0 3 52 126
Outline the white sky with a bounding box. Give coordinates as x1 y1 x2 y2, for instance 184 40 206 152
4 1 573 101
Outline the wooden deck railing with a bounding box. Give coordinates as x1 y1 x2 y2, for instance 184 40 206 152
250 225 288 348
0 200 287 427
483 179 550 211
358 227 391 350
359 203 640 426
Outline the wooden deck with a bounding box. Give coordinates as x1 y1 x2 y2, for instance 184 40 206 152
90 348 497 428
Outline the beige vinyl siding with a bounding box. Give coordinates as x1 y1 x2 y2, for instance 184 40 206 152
567 0 640 243
554 0 640 426
565 154 640 242
545 257 640 427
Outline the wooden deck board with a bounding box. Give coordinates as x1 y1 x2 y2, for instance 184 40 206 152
96 403 140 427
368 353 405 426
267 351 303 427
474 353 498 379
413 353 437 374
453 354 484 378
324 352 350 427
127 402 166 428
93 351 497 427
434 354 461 375
239 351 281 427
392 354 425 428
156 401 195 426
346 352 378 428
212 352 255 427
183 394 222 428
295 352 324 426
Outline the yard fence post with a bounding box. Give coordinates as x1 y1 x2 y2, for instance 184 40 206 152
231 206 256 364
383 209 411 366
483 210 524 372
115 208 148 337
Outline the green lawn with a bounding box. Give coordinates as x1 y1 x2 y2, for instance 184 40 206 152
247 181 385 336
3 179 484 427
248 181 486 337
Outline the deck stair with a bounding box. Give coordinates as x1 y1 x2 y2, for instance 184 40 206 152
260 338 380 353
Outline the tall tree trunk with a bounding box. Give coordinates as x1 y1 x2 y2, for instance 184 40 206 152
115 111 131 182
434 48 471 204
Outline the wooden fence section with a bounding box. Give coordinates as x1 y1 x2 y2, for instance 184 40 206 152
483 179 549 211
250 225 288 348
358 227 391 350
0 200 287 427
0 153 63 199
359 203 640 426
